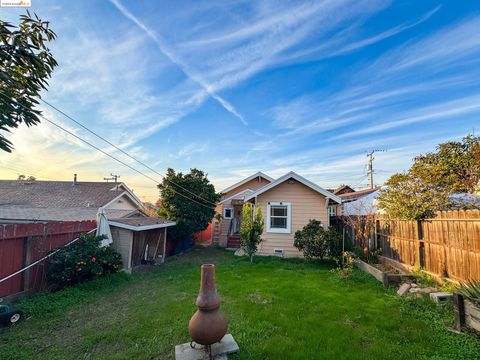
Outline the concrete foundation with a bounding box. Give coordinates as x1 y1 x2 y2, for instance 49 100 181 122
175 334 239 360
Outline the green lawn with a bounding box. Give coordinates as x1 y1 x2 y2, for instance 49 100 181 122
1 247 479 359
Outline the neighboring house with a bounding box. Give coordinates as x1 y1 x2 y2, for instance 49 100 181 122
342 189 381 216
213 171 341 257
334 189 480 217
0 175 175 273
0 175 144 223
328 186 379 216
213 172 273 248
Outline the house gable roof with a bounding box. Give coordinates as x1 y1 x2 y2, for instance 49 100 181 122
219 188 254 204
333 185 355 195
220 172 274 194
244 171 342 203
0 180 144 222
339 188 379 202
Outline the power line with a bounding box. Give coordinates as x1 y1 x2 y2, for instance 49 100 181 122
38 98 217 207
0 92 215 210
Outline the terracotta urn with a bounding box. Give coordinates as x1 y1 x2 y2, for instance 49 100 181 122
188 264 228 345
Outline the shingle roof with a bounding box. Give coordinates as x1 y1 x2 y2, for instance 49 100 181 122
0 180 141 223
0 180 125 208
339 188 378 202
108 216 176 231
0 207 137 223
109 217 172 227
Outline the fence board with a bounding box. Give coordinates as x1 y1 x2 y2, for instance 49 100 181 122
0 221 96 298
333 209 480 281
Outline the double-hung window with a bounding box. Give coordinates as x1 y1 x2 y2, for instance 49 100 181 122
328 206 336 216
267 202 291 233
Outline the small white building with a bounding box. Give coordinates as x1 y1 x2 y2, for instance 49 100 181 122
109 217 175 273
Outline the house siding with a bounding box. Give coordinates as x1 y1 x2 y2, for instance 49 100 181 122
110 227 133 272
105 196 138 211
256 180 329 257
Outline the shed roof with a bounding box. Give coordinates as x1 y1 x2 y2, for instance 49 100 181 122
108 217 176 231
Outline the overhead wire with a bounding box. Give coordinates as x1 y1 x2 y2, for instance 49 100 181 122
38 98 217 207
0 92 215 210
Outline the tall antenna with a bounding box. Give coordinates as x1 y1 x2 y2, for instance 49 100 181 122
366 150 386 189
104 173 121 183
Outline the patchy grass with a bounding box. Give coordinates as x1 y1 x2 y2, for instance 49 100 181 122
0 247 479 359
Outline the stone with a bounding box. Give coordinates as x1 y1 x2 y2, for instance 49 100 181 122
430 292 453 303
419 287 438 294
234 248 245 257
397 283 412 296
410 283 418 288
175 334 239 360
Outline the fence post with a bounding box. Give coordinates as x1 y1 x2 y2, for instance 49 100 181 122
416 220 424 268
453 293 465 332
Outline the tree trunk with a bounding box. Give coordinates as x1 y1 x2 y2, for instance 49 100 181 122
250 253 254 264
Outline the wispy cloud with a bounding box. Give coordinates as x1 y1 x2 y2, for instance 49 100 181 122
109 0 248 126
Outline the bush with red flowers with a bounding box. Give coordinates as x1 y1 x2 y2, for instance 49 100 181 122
47 233 122 289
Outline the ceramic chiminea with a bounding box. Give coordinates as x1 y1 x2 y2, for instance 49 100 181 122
188 264 228 346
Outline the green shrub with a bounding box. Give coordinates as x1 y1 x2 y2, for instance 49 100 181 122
459 280 480 303
294 220 342 260
47 233 122 289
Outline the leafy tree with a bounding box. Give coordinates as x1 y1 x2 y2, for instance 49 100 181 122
158 168 220 241
17 174 36 181
240 203 264 263
378 135 479 220
377 173 450 220
410 135 480 193
0 11 58 152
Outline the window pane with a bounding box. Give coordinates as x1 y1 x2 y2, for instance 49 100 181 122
271 205 287 217
271 217 287 228
225 209 231 218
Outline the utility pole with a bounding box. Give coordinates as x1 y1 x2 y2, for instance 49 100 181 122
366 150 385 189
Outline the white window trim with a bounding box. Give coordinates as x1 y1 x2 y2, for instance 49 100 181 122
328 205 336 216
267 202 291 234
223 207 233 219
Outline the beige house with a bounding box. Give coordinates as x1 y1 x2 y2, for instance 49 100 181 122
244 172 341 257
213 171 341 257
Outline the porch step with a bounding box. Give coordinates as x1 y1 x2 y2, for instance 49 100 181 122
227 235 241 249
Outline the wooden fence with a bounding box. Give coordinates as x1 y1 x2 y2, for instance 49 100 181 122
0 221 96 299
332 209 480 282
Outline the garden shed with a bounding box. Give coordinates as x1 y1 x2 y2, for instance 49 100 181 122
108 217 176 273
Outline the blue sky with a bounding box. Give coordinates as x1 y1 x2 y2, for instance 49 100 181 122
1 0 480 201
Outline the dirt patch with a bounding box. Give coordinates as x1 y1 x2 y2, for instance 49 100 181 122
246 292 273 304
372 263 402 274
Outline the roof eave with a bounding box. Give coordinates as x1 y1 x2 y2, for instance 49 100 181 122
108 220 176 232
244 171 342 203
219 172 274 194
